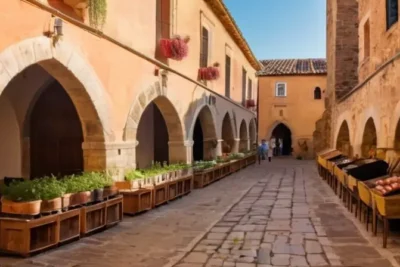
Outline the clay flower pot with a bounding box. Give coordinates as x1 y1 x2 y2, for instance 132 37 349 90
62 193 72 210
41 197 62 214
103 185 118 199
1 197 42 216
92 188 104 202
69 191 91 206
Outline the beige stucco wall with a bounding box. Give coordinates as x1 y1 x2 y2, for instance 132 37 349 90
0 0 258 179
258 75 326 158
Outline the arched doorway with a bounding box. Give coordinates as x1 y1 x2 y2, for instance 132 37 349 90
249 119 256 148
336 121 351 156
239 120 248 152
221 113 234 153
361 117 377 157
192 106 217 161
271 123 292 156
135 96 184 169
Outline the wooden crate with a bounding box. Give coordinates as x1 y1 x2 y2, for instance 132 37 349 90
177 179 184 196
183 175 193 194
0 214 59 257
120 189 152 215
105 195 123 227
168 180 179 201
80 202 106 236
214 165 223 180
151 183 169 207
230 160 241 173
193 168 214 189
59 209 80 244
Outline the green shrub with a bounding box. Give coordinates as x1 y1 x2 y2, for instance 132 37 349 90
3 179 41 202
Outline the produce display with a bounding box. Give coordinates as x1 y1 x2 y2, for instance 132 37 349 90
374 176 400 196
193 160 217 172
125 162 190 181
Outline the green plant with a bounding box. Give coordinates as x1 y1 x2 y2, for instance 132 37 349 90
62 175 88 193
126 170 145 181
88 0 107 29
3 180 41 202
193 160 217 171
36 177 65 201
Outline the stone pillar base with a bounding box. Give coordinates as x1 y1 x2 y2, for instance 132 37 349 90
216 139 223 157
82 141 138 181
232 138 240 153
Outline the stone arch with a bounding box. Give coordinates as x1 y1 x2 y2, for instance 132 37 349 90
126 86 186 167
333 111 355 148
335 120 352 156
0 37 113 178
221 112 235 153
189 104 218 161
354 107 381 155
239 119 248 152
389 100 400 149
361 117 378 158
249 118 257 148
0 36 114 141
266 120 294 140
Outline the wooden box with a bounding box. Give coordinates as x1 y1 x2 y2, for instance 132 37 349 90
168 180 179 201
0 214 59 257
120 189 152 215
151 183 169 207
80 202 106 235
59 209 80 243
183 175 193 194
105 195 123 227
193 168 214 189
230 160 241 173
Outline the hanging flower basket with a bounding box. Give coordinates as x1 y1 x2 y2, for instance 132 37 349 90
246 99 256 108
160 35 190 60
198 62 220 81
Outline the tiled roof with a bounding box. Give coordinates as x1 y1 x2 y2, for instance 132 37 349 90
257 59 327 76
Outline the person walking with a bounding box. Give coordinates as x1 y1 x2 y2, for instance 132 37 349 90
258 139 268 163
270 136 276 156
279 138 283 156
267 140 273 162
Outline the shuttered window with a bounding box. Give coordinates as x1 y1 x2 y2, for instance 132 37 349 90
387 0 398 30
200 27 209 68
247 79 252 99
225 55 231 98
155 0 171 62
242 68 247 105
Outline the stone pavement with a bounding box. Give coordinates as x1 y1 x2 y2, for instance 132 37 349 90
1 159 399 267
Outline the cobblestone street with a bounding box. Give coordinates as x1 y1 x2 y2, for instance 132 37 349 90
1 159 399 267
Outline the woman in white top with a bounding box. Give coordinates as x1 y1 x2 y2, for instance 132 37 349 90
267 141 273 162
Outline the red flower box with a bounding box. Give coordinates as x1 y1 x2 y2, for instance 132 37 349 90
160 35 189 60
246 99 256 107
198 63 220 81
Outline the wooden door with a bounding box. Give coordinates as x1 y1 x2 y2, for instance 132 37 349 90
30 81 83 178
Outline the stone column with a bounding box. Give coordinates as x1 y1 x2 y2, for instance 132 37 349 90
216 139 224 157
82 141 138 181
232 138 240 153
203 138 217 160
247 139 251 151
168 140 192 164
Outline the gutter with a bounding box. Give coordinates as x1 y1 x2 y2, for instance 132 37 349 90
22 0 255 115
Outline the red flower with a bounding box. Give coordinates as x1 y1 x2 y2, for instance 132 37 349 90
246 99 256 107
160 36 189 60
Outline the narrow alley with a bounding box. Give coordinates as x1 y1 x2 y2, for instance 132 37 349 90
2 159 397 267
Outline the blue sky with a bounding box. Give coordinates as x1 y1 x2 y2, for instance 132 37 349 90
224 0 326 60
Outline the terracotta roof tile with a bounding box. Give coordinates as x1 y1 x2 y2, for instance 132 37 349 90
257 59 327 76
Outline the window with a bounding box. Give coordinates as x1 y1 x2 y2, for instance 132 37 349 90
275 82 287 97
241 68 247 105
364 19 370 59
155 0 171 62
387 0 398 30
247 79 252 99
314 87 322 99
225 55 231 98
200 27 209 68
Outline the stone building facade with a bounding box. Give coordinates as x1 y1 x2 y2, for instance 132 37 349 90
319 0 400 160
0 0 259 180
257 59 326 159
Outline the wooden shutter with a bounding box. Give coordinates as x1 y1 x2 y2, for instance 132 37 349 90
247 79 252 99
242 68 247 105
200 27 209 67
225 55 231 98
387 0 398 29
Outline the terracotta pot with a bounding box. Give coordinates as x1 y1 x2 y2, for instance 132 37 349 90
41 197 62 213
69 191 91 206
103 185 118 199
92 188 104 202
62 193 72 209
1 197 42 216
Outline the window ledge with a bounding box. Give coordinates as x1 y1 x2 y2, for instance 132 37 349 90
386 21 398 37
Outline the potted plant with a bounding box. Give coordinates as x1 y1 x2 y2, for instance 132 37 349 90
198 62 220 81
103 171 118 198
82 172 105 202
38 177 65 214
160 35 190 60
125 170 145 189
63 175 91 207
1 180 42 216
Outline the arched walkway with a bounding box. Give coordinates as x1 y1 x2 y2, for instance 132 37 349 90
135 96 185 168
0 37 111 179
361 117 377 158
335 120 352 156
239 120 248 152
271 123 292 156
192 105 218 161
249 118 257 148
221 112 235 154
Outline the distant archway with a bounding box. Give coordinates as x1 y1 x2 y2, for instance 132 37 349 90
271 123 292 156
221 113 234 153
135 96 184 168
249 119 257 148
192 105 218 161
361 117 377 158
335 120 351 156
239 120 248 152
